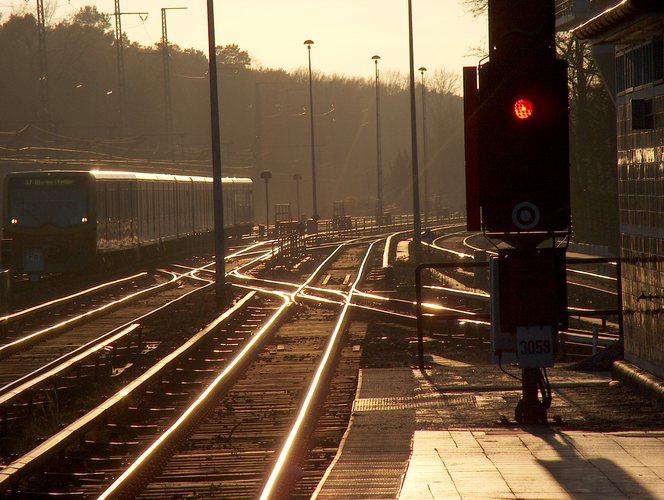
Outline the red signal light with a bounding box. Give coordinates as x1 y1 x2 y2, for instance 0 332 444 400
513 99 533 119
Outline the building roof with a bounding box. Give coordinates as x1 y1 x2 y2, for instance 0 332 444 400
573 0 664 43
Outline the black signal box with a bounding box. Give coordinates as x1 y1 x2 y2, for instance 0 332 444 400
496 247 568 332
477 56 570 234
464 0 571 235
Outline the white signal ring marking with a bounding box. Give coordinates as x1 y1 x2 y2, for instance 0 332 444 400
512 202 540 230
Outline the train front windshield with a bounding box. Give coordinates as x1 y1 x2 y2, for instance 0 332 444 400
8 176 88 228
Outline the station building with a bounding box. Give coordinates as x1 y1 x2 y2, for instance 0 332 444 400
570 1 664 378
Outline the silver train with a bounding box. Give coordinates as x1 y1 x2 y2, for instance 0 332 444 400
2 169 253 274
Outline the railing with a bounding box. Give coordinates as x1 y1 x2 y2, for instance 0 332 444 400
311 212 463 243
555 0 572 18
414 256 623 371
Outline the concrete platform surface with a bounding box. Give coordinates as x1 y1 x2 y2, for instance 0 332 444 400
400 429 664 499
314 366 664 499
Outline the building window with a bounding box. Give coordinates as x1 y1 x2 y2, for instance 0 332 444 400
617 36 664 95
631 99 654 130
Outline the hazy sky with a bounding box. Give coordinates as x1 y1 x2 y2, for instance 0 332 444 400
2 0 487 83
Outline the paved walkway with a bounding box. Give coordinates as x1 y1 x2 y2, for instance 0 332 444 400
314 366 664 499
400 429 664 499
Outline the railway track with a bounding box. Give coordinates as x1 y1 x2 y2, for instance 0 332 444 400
425 230 621 355
0 246 268 460
0 238 379 498
0 223 625 497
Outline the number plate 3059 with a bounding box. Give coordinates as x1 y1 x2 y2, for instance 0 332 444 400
516 325 554 368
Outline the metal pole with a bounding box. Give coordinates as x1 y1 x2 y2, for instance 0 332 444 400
161 9 171 139
617 257 624 345
206 0 226 308
407 0 422 263
265 180 270 235
36 0 49 123
305 40 318 222
415 264 425 370
254 83 262 171
372 55 383 224
293 173 302 222
419 67 429 225
112 4 147 133
113 0 125 130
261 171 272 236
161 8 186 145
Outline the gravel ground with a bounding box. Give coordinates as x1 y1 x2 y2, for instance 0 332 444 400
360 319 664 432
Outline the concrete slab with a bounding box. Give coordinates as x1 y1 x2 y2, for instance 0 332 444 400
314 367 664 499
399 429 664 499
312 368 415 499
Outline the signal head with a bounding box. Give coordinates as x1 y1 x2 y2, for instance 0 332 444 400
513 98 533 120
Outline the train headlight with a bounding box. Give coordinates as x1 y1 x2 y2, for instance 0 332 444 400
81 217 88 223
10 218 18 225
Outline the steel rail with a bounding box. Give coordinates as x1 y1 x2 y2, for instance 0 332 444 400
0 272 147 326
0 257 266 445
97 290 287 499
98 242 354 497
567 267 617 281
0 291 258 495
0 274 217 404
0 324 140 406
260 239 378 499
99 238 352 499
0 266 204 359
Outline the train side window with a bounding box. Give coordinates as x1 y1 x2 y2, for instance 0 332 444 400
136 181 145 243
188 182 193 232
108 181 117 241
159 182 165 237
170 182 176 236
195 183 201 231
119 181 128 245
158 182 164 238
205 183 209 229
178 181 184 235
98 181 107 243
163 181 168 237
209 182 214 229
152 182 157 240
195 183 200 231
175 181 180 237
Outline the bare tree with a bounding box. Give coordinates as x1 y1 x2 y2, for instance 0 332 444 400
429 69 460 95
461 0 488 17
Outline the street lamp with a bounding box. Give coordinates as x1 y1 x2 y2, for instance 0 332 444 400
304 39 318 226
407 0 422 265
260 170 272 238
293 173 302 221
372 55 383 225
419 66 429 225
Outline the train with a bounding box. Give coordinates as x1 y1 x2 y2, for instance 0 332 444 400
1 169 254 275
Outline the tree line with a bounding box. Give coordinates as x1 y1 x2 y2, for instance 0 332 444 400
0 7 465 220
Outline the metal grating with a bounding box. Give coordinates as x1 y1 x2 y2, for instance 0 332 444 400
353 394 476 412
555 0 572 18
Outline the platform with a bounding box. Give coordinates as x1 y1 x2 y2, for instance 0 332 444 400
313 366 664 499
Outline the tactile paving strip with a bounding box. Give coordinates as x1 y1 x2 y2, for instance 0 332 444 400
353 394 476 412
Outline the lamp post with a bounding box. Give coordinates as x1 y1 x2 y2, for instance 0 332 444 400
372 55 383 225
407 0 422 264
304 39 319 226
261 170 272 238
293 173 302 222
206 0 226 307
419 66 429 225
